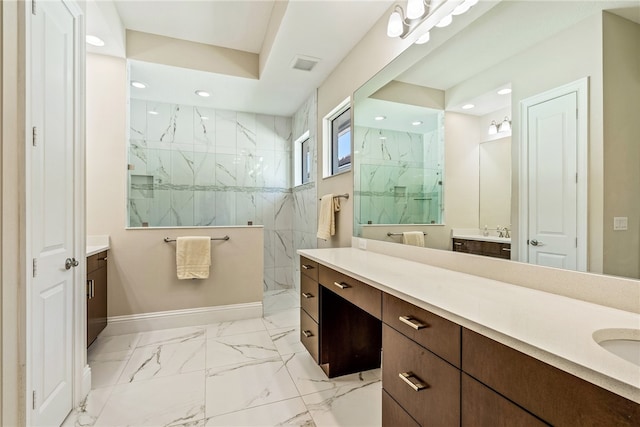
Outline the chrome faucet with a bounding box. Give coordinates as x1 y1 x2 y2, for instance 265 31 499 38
497 226 510 238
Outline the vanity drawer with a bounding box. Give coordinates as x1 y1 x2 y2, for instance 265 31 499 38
300 274 319 322
300 309 319 363
87 251 108 273
383 293 461 367
462 328 640 426
319 265 381 319
382 389 420 427
383 324 460 426
462 373 548 427
300 256 318 281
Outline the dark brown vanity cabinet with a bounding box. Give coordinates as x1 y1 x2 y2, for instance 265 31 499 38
299 256 319 363
453 238 511 259
87 251 108 347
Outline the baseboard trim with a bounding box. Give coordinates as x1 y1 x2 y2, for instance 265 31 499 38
81 365 92 401
101 302 263 336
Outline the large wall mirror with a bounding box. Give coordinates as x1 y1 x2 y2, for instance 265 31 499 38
353 0 640 280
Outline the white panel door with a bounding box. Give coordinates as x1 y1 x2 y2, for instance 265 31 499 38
30 1 76 425
527 92 578 270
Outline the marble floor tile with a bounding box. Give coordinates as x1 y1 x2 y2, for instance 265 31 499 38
94 371 205 427
205 357 299 418
285 352 381 397
118 339 206 384
206 330 279 368
302 380 382 427
61 385 113 427
87 350 131 389
206 318 266 339
269 327 306 356
204 397 314 426
262 307 300 330
88 333 140 357
136 325 206 348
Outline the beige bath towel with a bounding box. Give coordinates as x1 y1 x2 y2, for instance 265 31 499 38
317 194 340 240
402 231 425 247
176 236 211 280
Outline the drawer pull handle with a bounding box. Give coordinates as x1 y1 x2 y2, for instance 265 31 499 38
502 248 511 252
398 315 427 330
454 242 463 246
98 256 108 261
302 264 314 270
302 330 314 338
302 292 314 299
399 372 428 391
333 281 350 289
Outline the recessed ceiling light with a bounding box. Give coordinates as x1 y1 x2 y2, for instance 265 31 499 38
200 116 209 120
86 35 105 47
412 121 423 126
498 88 512 95
131 81 146 89
374 116 386 121
379 136 387 140
462 104 475 110
148 111 159 116
195 90 210 97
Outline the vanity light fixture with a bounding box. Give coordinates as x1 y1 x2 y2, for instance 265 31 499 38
374 116 386 121
387 0 478 41
498 116 512 132
488 121 498 135
412 120 423 126
462 104 475 110
498 88 512 95
86 35 105 47
195 90 211 98
131 81 147 89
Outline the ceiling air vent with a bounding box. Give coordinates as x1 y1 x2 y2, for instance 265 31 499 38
291 55 320 72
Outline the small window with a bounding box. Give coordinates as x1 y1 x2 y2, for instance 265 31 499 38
301 138 311 184
332 108 351 175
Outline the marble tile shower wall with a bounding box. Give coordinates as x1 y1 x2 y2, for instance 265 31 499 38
354 126 444 225
128 99 294 291
291 92 318 291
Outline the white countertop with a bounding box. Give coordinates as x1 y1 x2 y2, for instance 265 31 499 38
298 247 640 403
87 235 110 257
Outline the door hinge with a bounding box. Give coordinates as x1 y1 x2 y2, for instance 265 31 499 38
32 126 37 147
32 258 37 278
32 390 36 410
31 0 36 15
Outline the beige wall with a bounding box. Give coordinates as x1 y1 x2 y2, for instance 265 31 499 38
86 54 262 317
602 13 640 279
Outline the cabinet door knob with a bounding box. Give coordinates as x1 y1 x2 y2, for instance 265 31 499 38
333 281 350 289
399 372 428 391
399 315 427 330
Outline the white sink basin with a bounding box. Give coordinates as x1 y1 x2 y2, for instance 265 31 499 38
593 329 640 366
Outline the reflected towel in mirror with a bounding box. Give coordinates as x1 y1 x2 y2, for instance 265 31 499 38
402 231 425 247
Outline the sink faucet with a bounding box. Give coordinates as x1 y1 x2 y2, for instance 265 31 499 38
497 226 510 238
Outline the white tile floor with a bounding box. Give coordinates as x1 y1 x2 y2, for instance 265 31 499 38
63 290 382 427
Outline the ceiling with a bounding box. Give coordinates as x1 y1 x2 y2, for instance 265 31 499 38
86 0 395 116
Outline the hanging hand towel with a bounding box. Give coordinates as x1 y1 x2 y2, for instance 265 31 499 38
402 231 425 247
317 194 340 240
176 236 211 280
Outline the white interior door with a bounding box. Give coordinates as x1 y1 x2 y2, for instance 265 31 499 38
526 92 578 270
30 1 76 425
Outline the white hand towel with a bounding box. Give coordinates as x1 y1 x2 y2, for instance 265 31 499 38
176 236 211 280
402 231 425 247
317 194 340 240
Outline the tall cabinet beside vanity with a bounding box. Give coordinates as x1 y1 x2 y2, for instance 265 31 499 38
298 249 640 426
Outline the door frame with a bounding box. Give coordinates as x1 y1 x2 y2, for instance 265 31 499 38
518 77 588 272
20 0 91 425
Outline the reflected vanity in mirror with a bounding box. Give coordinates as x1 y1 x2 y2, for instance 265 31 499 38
353 0 640 279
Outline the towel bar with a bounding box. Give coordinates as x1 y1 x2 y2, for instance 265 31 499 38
387 232 427 237
163 236 230 242
319 193 349 201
